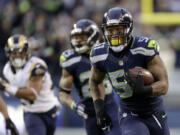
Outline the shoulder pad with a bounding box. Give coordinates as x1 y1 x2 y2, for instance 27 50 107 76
130 36 160 56
147 39 160 52
60 49 81 68
30 57 48 65
30 63 47 77
90 43 108 64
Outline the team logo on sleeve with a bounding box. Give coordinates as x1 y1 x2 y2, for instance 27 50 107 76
35 68 45 75
60 55 67 64
148 40 160 52
30 63 47 76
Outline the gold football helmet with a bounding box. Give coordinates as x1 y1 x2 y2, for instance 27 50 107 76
5 34 31 68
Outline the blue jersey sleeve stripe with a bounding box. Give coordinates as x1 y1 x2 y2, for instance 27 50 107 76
130 47 155 56
61 56 81 68
90 54 108 63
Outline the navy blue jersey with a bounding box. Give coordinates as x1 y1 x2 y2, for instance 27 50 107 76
60 49 121 135
90 36 164 114
60 49 112 99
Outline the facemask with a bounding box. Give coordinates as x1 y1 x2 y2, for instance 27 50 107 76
11 58 26 68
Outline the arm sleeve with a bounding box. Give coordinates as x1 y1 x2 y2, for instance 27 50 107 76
90 47 106 73
59 54 75 75
30 63 47 77
145 39 160 63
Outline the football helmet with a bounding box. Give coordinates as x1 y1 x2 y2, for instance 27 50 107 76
5 34 30 68
102 7 133 53
71 19 100 54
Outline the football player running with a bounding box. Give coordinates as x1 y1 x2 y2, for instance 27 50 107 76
59 19 121 135
89 7 170 135
0 34 60 135
0 95 19 135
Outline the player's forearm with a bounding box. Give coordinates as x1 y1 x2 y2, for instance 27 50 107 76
59 92 75 108
89 78 104 101
15 88 36 101
0 97 9 119
152 80 168 96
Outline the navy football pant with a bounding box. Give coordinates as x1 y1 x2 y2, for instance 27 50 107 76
84 94 121 135
24 106 57 135
119 110 170 135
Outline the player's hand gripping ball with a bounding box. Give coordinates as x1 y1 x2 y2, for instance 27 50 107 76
128 67 154 85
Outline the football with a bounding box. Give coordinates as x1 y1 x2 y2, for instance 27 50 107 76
128 67 154 85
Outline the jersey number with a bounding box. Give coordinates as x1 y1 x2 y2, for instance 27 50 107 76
79 71 91 98
108 70 133 98
79 71 112 98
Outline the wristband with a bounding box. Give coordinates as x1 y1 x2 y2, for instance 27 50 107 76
70 101 76 110
135 85 153 96
5 84 18 95
143 85 153 96
94 99 105 116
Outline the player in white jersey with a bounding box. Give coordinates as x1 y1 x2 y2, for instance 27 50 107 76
0 34 60 135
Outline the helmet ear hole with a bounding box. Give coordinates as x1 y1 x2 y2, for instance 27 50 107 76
24 43 28 52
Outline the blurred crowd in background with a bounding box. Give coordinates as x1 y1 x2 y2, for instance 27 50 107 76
0 0 180 131
0 0 180 85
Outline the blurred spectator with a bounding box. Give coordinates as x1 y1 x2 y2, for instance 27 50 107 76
170 27 180 68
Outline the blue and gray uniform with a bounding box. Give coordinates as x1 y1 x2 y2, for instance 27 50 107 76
90 36 170 135
60 49 121 135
